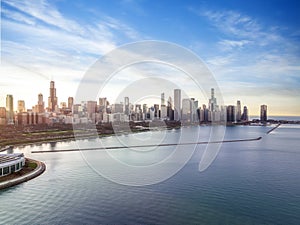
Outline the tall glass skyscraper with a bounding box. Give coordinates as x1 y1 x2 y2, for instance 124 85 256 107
236 100 241 122
174 89 181 121
260 105 267 122
209 88 217 112
6 94 14 124
48 81 58 112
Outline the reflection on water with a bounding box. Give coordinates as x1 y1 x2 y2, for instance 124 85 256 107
50 141 57 150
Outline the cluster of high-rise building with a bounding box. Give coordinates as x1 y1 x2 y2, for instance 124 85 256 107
0 81 268 126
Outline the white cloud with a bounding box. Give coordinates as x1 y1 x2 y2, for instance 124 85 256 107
218 39 252 51
1 0 146 109
2 0 84 34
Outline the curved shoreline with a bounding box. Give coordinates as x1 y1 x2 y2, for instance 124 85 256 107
0 158 46 190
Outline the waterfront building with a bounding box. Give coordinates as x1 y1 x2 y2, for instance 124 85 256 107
220 105 227 122
209 88 218 112
174 89 181 121
149 107 155 120
161 105 167 120
124 97 130 116
48 81 58 112
260 105 267 122
227 105 236 123
167 96 174 120
0 153 25 177
241 106 249 121
135 104 142 121
193 99 198 122
202 104 209 122
154 104 159 118
6 94 14 124
182 98 192 123
236 100 241 122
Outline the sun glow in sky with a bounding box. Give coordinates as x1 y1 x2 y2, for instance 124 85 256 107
1 0 300 116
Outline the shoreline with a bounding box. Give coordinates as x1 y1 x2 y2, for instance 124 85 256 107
1 122 288 152
0 158 46 190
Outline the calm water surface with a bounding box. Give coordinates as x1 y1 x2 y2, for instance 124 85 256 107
0 125 300 224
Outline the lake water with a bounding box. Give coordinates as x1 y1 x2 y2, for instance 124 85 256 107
0 125 300 224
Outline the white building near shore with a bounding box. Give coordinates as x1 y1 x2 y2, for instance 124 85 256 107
0 153 25 177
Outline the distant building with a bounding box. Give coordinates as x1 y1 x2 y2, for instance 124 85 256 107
167 96 174 120
48 81 58 112
227 105 236 122
37 93 45 113
236 100 241 122
68 97 74 110
260 105 267 122
149 107 155 120
0 107 6 125
99 97 107 113
161 93 165 107
174 89 181 121
17 100 25 113
203 104 209 122
160 105 167 119
182 98 192 122
6 94 14 124
86 101 97 120
241 106 249 121
154 104 159 118
111 103 123 114
209 88 218 112
124 97 129 115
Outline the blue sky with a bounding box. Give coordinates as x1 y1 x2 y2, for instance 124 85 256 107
1 0 300 116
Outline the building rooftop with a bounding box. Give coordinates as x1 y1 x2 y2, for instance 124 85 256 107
0 153 24 166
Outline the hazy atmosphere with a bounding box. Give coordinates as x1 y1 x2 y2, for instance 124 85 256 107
1 0 300 115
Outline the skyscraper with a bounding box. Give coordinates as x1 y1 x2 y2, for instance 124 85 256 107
17 100 25 113
260 105 267 122
227 105 236 123
37 93 45 113
167 96 173 120
6 94 14 123
174 89 181 121
241 106 249 121
48 81 58 112
236 100 241 122
182 98 192 122
68 97 74 110
87 101 97 119
124 97 130 115
161 93 165 107
154 104 159 118
0 107 7 125
209 88 217 112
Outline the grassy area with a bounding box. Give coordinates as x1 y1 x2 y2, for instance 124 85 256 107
27 162 37 169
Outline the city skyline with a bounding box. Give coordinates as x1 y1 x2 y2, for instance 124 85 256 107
1 0 300 116
1 80 259 121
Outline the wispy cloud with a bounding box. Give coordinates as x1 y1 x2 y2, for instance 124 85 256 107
1 0 145 107
2 0 84 34
188 6 300 115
